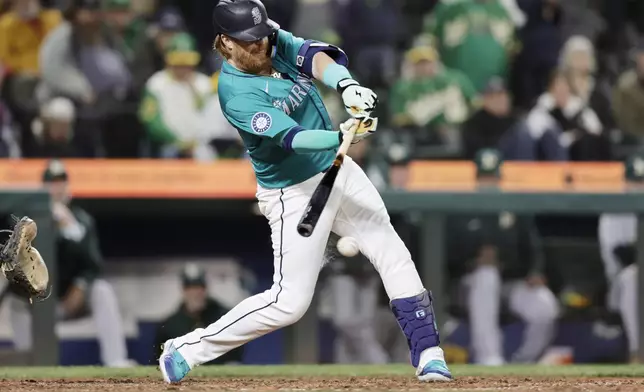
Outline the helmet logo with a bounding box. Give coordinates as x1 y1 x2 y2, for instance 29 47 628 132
252 7 262 25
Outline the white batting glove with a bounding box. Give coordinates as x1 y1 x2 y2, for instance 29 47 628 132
337 79 378 118
340 116 378 144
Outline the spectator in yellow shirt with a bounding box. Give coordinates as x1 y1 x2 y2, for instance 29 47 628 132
0 0 61 75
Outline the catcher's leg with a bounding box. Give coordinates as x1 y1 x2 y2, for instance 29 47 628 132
8 294 32 351
161 173 343 383
89 279 132 367
332 157 451 381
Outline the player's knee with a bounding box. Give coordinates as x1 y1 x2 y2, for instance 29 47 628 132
275 293 313 326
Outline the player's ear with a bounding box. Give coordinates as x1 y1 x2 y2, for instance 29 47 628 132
221 35 235 52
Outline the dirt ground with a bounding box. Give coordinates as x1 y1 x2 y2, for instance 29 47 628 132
3 376 644 392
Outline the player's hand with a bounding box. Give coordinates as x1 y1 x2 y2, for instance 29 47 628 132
337 79 378 118
340 116 378 144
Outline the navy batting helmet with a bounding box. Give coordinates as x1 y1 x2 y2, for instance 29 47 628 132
213 0 280 42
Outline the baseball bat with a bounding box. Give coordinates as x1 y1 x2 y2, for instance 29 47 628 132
296 119 362 238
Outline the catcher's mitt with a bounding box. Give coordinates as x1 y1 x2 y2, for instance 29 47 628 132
0 217 50 303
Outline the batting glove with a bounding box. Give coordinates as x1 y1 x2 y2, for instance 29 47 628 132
340 116 378 144
337 79 378 118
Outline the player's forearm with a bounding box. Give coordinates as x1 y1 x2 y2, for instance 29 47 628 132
312 52 353 90
312 52 337 81
282 127 341 153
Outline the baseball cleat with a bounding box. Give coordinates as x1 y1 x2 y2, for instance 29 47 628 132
159 340 191 384
416 359 453 382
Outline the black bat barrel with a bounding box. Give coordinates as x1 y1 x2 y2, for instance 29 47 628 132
296 164 341 237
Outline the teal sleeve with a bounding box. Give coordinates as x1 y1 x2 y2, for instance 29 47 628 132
289 129 341 153
224 93 299 139
276 29 305 66
322 63 353 90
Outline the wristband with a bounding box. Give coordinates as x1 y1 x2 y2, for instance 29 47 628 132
337 78 359 94
322 63 354 91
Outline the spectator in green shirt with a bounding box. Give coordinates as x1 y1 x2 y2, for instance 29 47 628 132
389 45 478 151
421 0 516 91
103 0 149 65
130 7 186 95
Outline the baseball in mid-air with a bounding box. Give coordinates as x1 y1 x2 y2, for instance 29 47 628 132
337 236 360 257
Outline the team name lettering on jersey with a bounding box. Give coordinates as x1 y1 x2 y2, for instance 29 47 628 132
273 75 315 116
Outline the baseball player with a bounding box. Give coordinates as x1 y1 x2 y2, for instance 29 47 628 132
598 213 638 362
596 158 644 363
159 0 451 383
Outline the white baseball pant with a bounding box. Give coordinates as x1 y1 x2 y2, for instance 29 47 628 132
465 265 559 365
171 156 430 367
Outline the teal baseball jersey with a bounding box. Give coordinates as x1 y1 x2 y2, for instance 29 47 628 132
218 30 349 188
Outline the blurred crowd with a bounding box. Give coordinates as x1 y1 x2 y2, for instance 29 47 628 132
0 0 245 159
318 0 644 366
2 0 644 366
0 0 642 165
339 0 644 186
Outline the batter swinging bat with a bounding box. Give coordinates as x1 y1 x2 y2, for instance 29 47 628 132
296 119 365 237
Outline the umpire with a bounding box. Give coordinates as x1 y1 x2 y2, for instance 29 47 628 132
7 159 134 367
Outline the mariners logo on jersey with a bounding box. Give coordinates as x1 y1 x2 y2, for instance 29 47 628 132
251 112 272 133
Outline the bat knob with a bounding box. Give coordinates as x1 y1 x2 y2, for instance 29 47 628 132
297 223 314 237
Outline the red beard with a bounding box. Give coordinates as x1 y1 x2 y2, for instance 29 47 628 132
233 41 272 75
